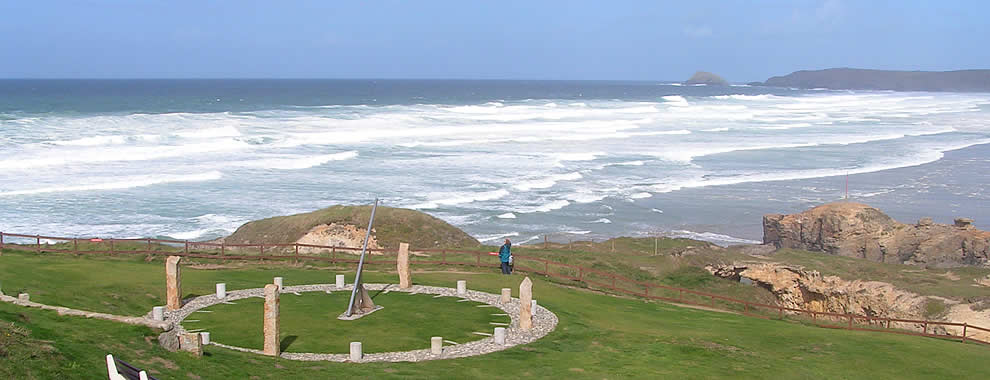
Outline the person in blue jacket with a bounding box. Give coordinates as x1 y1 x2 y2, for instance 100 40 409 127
498 238 512 274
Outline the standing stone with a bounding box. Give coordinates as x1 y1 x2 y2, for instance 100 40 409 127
397 242 412 289
165 256 182 311
457 280 467 295
431 336 443 355
494 327 506 345
263 284 280 356
273 277 283 291
350 342 363 361
18 293 29 301
200 332 211 345
152 306 165 321
519 277 533 330
501 288 511 304
179 332 203 356
336 274 346 288
215 283 226 299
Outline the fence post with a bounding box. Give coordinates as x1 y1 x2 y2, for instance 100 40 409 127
544 260 548 274
147 238 152 254
259 244 264 256
73 238 78 255
812 311 817 323
778 306 783 319
184 240 189 255
331 246 336 264
109 238 114 256
885 318 891 329
962 323 968 343
476 252 481 267
579 267 584 282
36 235 41 252
0 231 4 253
543 235 548 249
848 314 853 329
611 275 616 289
294 244 299 265
678 289 683 303
923 322 928 335
710 295 715 307
221 242 226 263
442 249 447 265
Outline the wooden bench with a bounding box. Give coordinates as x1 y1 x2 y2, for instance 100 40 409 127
106 354 159 380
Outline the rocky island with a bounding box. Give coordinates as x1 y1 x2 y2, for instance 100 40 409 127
683 71 729 86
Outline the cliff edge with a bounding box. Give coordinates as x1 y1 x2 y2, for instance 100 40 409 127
763 202 989 267
758 68 990 92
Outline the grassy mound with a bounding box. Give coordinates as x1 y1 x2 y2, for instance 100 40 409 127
223 205 480 249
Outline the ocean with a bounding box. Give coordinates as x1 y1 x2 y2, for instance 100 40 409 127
1 79 989 246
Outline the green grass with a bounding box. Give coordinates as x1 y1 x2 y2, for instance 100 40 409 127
193 292 506 353
2 248 990 379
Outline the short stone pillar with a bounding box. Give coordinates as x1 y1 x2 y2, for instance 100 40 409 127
200 332 211 345
501 288 511 304
494 327 506 345
152 306 165 321
18 293 29 301
519 277 533 330
165 256 182 311
273 277 283 291
179 332 203 356
531 299 538 315
457 280 467 295
215 283 226 299
397 242 412 289
336 274 346 288
263 284 280 356
350 342 363 361
431 336 443 355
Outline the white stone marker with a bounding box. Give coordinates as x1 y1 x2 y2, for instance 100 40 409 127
457 280 467 295
531 300 538 315
501 288 511 304
494 327 506 345
152 306 165 321
273 277 283 291
216 283 226 299
431 336 443 355
18 293 29 301
336 274 346 288
201 332 211 345
350 342 363 361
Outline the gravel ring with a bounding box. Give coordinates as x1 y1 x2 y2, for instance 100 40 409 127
156 282 558 362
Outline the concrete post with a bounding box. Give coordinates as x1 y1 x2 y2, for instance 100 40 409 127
350 342 362 361
431 336 443 355
457 280 467 295
494 327 506 345
263 284 280 356
216 283 226 299
201 332 211 345
519 277 533 330
18 293 29 301
531 299 538 315
397 242 411 289
336 274 345 288
152 306 165 321
501 288 511 304
165 256 182 311
273 277 283 292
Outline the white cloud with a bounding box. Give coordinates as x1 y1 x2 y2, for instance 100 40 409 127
683 25 713 38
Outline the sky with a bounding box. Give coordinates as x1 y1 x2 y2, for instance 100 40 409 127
1 0 988 81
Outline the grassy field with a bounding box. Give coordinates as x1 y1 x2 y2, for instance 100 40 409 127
192 292 508 353
2 248 990 379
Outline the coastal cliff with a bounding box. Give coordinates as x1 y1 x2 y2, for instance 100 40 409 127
757 68 990 92
763 202 990 267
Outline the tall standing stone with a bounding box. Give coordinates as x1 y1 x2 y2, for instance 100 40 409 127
263 284 280 356
165 256 182 311
519 277 533 330
397 242 412 289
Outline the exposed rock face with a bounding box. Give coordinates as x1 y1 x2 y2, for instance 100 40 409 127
707 262 927 318
684 71 729 86
296 223 381 253
763 202 990 267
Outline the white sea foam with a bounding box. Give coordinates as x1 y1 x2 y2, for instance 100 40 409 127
476 232 520 242
410 189 510 209
670 230 761 246
496 213 517 219
590 218 612 224
702 128 730 132
651 208 664 213
561 230 591 235
174 126 242 139
629 192 653 199
662 95 689 106
0 171 223 197
236 151 358 170
514 172 583 191
519 200 571 213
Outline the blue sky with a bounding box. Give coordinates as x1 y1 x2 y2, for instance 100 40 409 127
1 0 987 81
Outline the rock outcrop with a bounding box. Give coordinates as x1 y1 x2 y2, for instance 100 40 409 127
684 71 729 86
763 202 990 267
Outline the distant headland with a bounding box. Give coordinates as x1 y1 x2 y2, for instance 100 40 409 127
751 68 990 92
